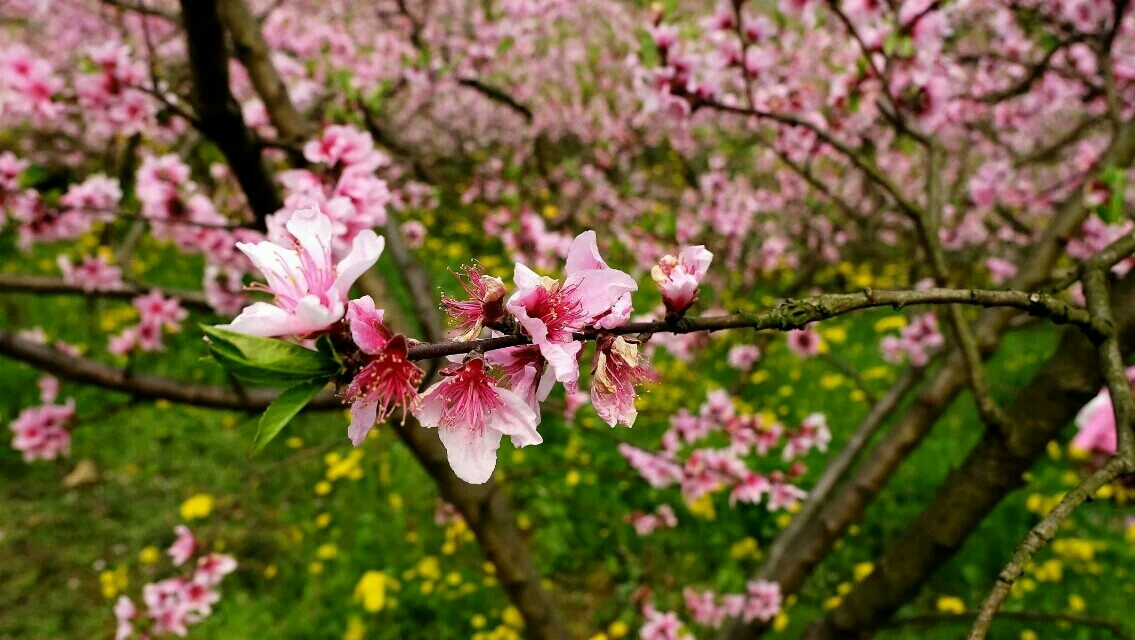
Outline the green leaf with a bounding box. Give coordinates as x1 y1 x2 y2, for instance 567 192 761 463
201 325 342 385
1098 166 1127 224
882 31 900 56
252 378 331 455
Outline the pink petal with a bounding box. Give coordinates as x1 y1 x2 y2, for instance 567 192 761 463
564 230 608 273
348 399 378 446
488 387 542 447
347 295 388 354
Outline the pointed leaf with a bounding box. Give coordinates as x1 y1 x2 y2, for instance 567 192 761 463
201 325 341 385
252 377 331 455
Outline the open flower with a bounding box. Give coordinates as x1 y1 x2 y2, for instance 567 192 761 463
414 358 541 484
222 205 383 338
591 334 657 428
651 245 712 316
343 296 424 445
507 231 637 392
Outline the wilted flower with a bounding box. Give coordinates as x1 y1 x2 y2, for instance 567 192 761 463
591 334 657 428
442 265 508 341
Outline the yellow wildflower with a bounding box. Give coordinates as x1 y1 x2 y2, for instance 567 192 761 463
138 546 160 565
344 616 366 640
936 596 965 614
355 571 389 612
417 556 440 581
179 493 214 520
853 562 874 581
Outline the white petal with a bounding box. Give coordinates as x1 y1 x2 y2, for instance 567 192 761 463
541 339 582 388
489 387 542 448
333 230 384 299
511 263 542 292
237 240 305 301
221 302 304 337
285 205 334 269
437 426 503 484
348 400 378 446
412 382 447 427
292 295 343 334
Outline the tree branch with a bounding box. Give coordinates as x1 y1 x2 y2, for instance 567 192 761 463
179 0 282 229
216 0 313 145
0 274 213 312
405 287 1100 362
0 329 340 410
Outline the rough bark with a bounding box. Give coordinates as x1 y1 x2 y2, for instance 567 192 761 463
728 117 1135 640
180 0 282 227
216 0 312 145
806 270 1135 639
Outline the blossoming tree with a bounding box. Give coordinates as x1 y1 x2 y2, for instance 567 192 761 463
3 0 1135 638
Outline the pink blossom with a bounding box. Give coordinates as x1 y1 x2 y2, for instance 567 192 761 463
401 220 427 248
785 326 822 357
743 580 782 623
629 505 679 536
641 605 692 640
223 205 383 338
303 124 386 171
767 473 807 511
619 443 683 488
134 291 188 332
727 344 761 369
37 375 59 403
1071 390 1117 455
651 246 713 316
684 588 725 627
508 231 637 392
414 358 542 484
142 578 191 636
113 596 136 640
591 334 658 428
167 525 197 567
9 399 73 462
344 296 424 445
194 553 237 587
57 254 123 292
730 472 771 506
986 257 1018 284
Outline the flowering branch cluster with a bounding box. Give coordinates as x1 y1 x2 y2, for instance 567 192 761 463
208 205 711 483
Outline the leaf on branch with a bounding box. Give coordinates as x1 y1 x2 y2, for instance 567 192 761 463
1097 165 1127 224
252 377 332 455
201 325 341 385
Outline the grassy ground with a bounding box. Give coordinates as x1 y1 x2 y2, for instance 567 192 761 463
3 233 1135 640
